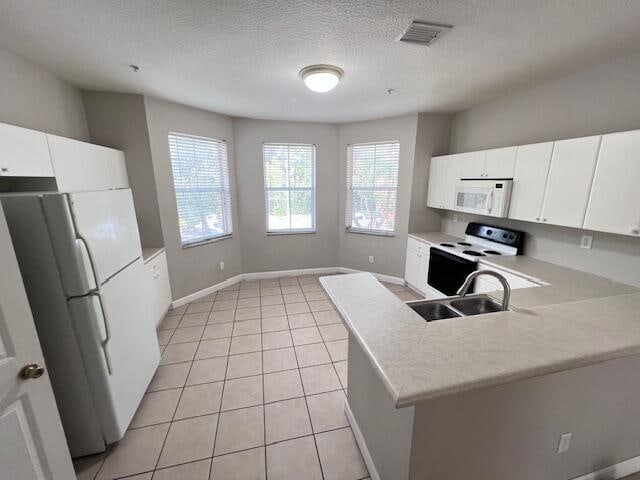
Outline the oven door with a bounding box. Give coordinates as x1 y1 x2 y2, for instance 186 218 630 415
454 184 493 215
427 247 477 296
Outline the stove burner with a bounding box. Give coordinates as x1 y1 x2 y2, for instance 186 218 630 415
484 250 502 255
439 243 455 247
463 250 485 256
457 242 472 246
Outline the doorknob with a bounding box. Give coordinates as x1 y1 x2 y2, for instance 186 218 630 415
20 363 45 379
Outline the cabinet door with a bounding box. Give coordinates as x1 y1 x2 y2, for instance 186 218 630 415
108 150 129 188
0 123 53 177
47 134 98 192
441 155 461 210
427 156 446 208
584 130 640 236
508 142 554 222
484 147 517 178
458 151 485 179
416 250 430 295
404 240 421 287
541 136 601 228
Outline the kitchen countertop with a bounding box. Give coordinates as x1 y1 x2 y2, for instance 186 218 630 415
320 232 639 408
142 247 165 263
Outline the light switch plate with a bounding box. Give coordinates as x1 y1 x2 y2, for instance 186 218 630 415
580 235 593 249
557 432 572 453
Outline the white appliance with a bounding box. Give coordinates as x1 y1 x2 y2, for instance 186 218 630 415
453 179 513 217
427 223 524 296
1 189 160 457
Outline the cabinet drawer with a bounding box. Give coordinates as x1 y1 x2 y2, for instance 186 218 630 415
145 251 167 277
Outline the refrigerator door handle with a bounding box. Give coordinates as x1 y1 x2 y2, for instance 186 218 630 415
89 291 113 375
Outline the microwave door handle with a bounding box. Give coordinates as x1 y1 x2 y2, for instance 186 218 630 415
487 190 495 214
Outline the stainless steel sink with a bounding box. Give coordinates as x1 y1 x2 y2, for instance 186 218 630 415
408 302 462 322
406 294 511 322
450 297 503 315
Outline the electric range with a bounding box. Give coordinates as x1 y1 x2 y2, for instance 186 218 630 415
427 223 524 296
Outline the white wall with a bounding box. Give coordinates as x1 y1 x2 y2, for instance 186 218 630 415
444 49 640 286
82 92 164 248
144 97 243 299
338 114 419 277
0 48 87 140
232 118 340 273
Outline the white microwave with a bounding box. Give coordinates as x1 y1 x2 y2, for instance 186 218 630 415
453 179 513 217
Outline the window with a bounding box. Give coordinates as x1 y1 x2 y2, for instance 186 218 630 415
263 143 316 233
346 141 400 235
168 133 233 247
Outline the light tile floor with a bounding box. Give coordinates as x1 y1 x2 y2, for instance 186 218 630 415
74 274 420 480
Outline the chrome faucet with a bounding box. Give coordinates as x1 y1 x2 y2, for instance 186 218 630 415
456 270 511 311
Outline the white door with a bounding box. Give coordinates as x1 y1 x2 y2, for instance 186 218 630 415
0 123 54 177
47 134 107 192
68 259 159 443
541 135 601 228
484 147 517 178
0 207 75 480
416 249 430 295
427 156 445 208
584 130 640 236
508 142 554 222
68 189 142 286
404 239 421 288
458 151 485 179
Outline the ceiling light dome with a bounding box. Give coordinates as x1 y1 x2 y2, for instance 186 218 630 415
300 65 343 93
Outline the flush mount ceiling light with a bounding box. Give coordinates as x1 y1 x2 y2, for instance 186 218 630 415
300 65 343 93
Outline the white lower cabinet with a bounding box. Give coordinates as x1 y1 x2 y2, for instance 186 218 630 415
145 252 172 327
404 238 429 295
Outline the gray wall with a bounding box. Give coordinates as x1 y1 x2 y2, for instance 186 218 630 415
82 92 164 248
338 114 419 277
144 97 243 299
0 48 88 140
408 113 452 234
232 118 340 273
410 354 640 480
444 49 640 286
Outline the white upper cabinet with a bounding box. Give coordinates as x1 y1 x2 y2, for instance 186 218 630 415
458 151 486 178
0 123 54 177
427 155 457 209
458 147 516 179
484 147 517 178
47 134 128 192
508 142 554 222
584 130 640 236
541 135 601 228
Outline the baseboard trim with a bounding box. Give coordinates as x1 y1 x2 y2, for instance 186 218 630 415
171 266 344 308
571 455 640 480
344 399 381 480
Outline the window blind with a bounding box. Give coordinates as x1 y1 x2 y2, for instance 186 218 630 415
168 133 233 246
346 141 400 235
263 143 316 233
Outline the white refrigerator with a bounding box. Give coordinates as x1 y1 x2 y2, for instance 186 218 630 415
1 189 160 457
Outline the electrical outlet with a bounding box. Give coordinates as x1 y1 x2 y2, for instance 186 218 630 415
451 213 459 222
557 433 572 453
219 261 225 271
368 255 374 264
580 235 593 249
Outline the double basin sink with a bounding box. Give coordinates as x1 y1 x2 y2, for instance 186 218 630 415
406 294 509 322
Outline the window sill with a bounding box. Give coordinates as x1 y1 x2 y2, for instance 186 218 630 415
267 230 316 236
345 228 395 238
182 234 233 249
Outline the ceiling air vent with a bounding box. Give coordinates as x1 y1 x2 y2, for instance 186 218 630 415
398 21 451 46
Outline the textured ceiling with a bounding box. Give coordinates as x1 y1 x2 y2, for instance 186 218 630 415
1 0 640 122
